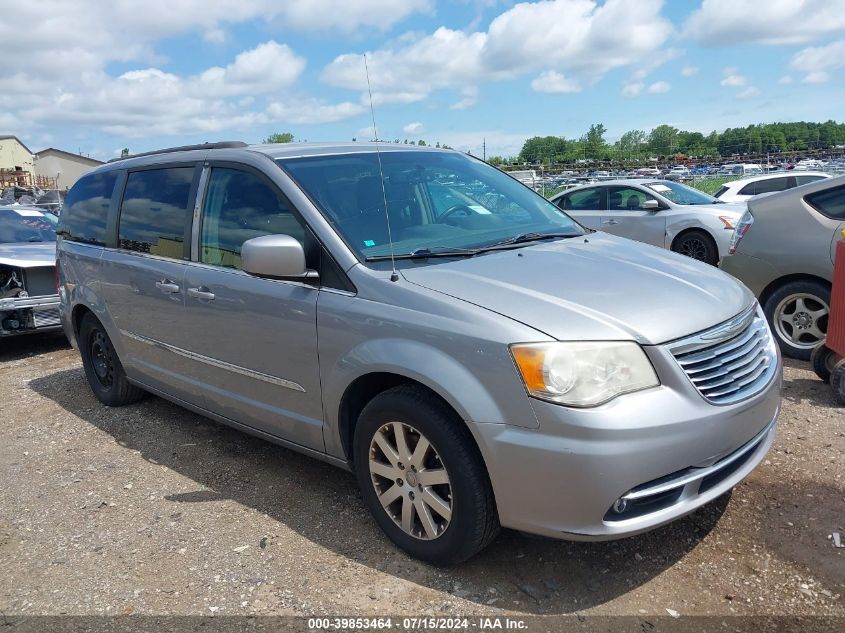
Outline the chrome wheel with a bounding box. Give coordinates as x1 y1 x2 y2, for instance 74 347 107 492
773 293 829 350
368 422 452 540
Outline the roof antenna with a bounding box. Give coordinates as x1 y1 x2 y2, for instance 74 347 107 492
364 54 399 282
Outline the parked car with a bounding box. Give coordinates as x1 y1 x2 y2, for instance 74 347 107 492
0 206 62 338
58 142 781 564
721 175 845 360
549 179 744 264
715 172 831 203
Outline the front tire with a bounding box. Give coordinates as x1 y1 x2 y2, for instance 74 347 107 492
353 384 499 565
78 312 145 406
763 280 830 361
671 229 718 265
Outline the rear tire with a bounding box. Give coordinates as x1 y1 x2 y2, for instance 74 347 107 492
811 341 837 383
671 229 718 265
353 384 499 565
763 280 830 361
78 312 145 406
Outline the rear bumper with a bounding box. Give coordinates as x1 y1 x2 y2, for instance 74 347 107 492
0 294 62 336
469 344 781 540
720 252 777 297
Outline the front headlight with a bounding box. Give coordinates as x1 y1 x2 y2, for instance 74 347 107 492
510 342 659 407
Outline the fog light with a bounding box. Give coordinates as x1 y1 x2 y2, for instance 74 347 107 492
612 497 628 514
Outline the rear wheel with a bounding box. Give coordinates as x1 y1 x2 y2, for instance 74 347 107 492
811 341 838 383
353 384 499 565
671 230 718 265
763 280 830 361
78 312 145 406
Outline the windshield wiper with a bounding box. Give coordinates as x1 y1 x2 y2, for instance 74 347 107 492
366 246 479 261
474 231 580 252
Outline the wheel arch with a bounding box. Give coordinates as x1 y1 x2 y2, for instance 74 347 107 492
758 273 831 308
670 226 718 257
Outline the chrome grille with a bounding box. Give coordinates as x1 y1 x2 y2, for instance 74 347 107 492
668 306 778 405
32 307 61 328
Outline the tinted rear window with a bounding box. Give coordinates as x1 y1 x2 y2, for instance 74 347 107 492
805 184 845 220
57 171 117 245
118 168 195 258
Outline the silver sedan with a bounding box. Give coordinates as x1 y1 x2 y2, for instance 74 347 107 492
549 179 745 265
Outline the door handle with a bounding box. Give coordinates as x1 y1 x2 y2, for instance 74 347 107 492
187 287 215 301
602 219 619 225
155 280 180 294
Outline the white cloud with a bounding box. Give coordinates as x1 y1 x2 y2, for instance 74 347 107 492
778 75 793 84
197 41 305 97
323 0 672 106
450 87 479 110
203 28 227 44
267 99 365 125
621 82 645 97
402 122 425 135
789 39 845 84
684 0 845 45
530 71 581 94
737 86 761 99
681 66 699 77
279 0 433 33
647 81 671 94
720 67 747 87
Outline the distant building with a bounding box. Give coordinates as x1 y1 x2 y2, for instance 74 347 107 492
34 148 104 190
0 135 35 186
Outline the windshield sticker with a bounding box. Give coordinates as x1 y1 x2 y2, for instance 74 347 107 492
364 239 376 247
468 205 492 215
648 184 672 193
12 208 44 217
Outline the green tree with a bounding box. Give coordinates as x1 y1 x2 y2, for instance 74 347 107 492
648 125 679 156
120 148 130 158
584 123 607 158
263 132 295 144
617 130 647 158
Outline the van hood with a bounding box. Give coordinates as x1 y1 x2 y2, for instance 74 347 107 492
401 233 754 345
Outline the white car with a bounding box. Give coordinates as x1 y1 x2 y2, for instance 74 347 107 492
714 171 831 203
550 179 744 265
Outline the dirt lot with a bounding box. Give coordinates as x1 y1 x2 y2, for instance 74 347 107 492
0 334 843 622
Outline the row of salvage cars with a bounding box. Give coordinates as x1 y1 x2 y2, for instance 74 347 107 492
2 174 843 362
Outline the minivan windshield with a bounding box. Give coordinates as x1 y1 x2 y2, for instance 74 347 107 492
643 181 721 205
278 150 584 260
0 208 57 243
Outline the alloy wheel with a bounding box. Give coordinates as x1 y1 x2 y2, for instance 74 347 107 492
677 236 709 261
773 293 829 350
368 422 452 540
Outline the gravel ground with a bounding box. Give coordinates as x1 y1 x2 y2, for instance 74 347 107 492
0 334 843 621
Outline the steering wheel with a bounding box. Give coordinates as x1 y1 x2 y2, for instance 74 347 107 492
436 204 477 223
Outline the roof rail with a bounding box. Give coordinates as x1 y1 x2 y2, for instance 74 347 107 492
107 141 248 163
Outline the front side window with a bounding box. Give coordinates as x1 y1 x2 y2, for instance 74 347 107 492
558 188 602 211
57 171 116 245
278 151 583 261
805 184 845 220
606 186 656 211
201 168 305 269
0 209 57 244
118 167 194 258
644 181 720 205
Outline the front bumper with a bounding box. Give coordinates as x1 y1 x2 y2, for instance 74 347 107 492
470 342 782 540
0 294 62 336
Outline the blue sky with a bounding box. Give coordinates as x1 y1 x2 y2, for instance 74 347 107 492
2 0 844 159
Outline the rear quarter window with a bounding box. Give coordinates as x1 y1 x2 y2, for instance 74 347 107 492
57 171 117 245
804 184 845 220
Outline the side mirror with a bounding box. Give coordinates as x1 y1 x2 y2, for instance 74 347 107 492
642 199 660 211
241 234 317 280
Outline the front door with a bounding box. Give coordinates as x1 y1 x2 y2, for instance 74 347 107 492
181 166 324 450
601 185 667 247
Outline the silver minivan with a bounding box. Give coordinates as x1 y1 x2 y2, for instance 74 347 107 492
57 142 782 564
